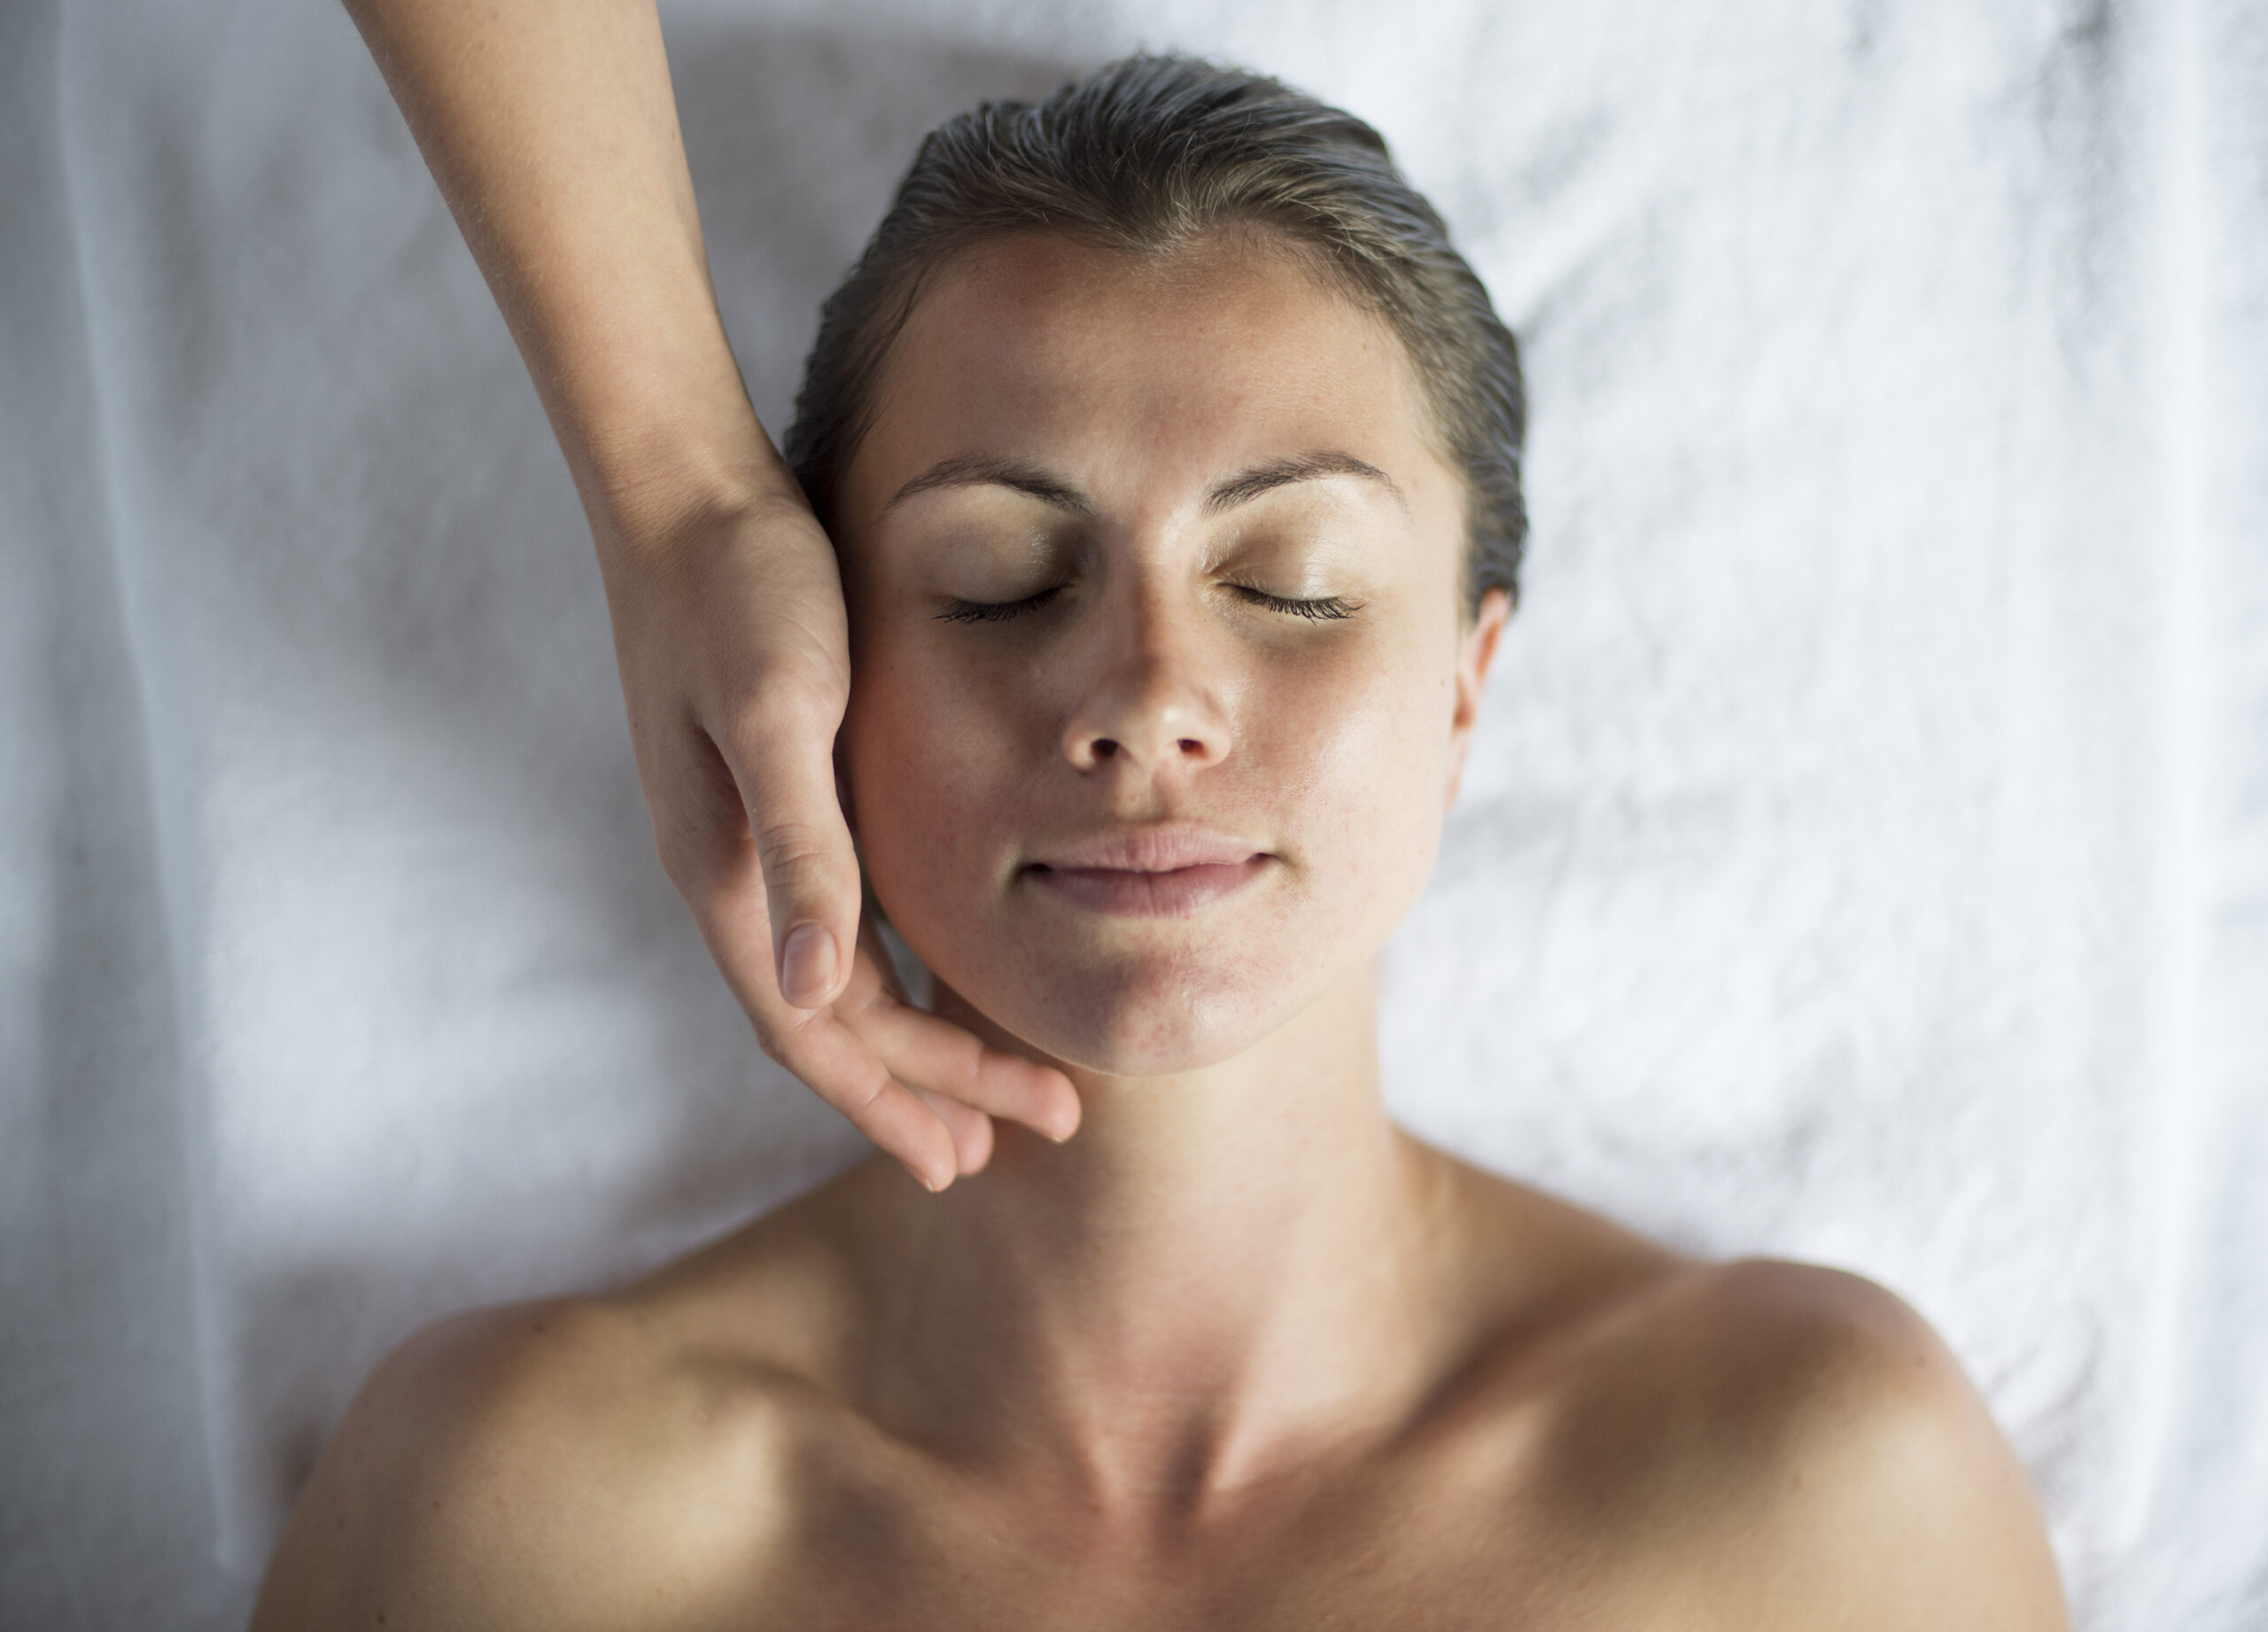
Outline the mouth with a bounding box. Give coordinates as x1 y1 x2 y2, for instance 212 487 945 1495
1020 826 1273 917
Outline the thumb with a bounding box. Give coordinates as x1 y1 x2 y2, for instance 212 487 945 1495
719 694 864 1011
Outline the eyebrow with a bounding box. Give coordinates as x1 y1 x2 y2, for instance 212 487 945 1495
1201 451 1405 516
882 449 1405 517
884 455 1092 517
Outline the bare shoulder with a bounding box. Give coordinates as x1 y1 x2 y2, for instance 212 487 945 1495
248 1193 866 1632
247 1294 774 1630
1534 1255 2070 1630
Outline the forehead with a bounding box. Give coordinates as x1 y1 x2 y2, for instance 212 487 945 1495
841 231 1453 526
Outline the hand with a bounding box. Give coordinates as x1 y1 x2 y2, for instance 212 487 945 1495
596 491 1081 1190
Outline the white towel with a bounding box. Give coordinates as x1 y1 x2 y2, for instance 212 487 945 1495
2 0 2261 1623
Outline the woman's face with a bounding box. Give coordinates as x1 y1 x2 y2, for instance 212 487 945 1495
836 231 1503 1076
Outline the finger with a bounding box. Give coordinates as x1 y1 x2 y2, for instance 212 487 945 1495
766 1006 964 1191
690 897 960 1189
910 1084 995 1177
701 882 967 1193
711 679 863 1012
860 1000 1082 1143
838 906 1082 1143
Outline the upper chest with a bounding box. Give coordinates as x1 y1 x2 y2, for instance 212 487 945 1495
728 1415 1674 1632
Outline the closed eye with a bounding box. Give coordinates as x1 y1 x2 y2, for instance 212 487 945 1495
936 586 1064 624
1230 585 1363 621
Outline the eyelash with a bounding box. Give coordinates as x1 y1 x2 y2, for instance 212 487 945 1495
936 587 1063 624
1231 586 1361 621
936 585 1360 625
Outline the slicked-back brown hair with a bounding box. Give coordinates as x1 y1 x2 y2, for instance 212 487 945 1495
783 54 1527 612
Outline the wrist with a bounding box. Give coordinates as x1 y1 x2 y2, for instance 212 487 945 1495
577 415 812 570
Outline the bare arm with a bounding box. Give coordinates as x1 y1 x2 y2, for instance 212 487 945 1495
341 0 1078 1185
347 0 758 532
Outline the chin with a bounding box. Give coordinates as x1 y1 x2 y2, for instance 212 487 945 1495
932 935 1330 1079
1015 1006 1261 1083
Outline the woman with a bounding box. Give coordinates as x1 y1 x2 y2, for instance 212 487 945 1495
252 59 2066 1628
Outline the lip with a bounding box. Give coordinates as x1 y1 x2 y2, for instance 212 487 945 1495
1021 826 1272 917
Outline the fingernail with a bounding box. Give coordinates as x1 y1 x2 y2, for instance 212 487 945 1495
780 923 837 1007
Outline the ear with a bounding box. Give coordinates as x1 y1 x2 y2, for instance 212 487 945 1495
1444 587 1511 808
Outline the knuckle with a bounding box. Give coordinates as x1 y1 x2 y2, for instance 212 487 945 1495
652 812 726 888
717 664 847 751
746 1003 812 1069
937 1035 987 1094
812 1064 895 1129
845 1071 894 1118
751 820 846 898
644 750 751 889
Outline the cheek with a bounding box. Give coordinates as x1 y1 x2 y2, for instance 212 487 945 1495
1269 633 1456 909
842 630 1023 918
837 601 1461 1072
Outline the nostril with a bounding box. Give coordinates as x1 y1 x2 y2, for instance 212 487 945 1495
1094 739 1119 759
1178 738 1203 755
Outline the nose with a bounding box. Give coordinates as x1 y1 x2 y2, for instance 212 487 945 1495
1060 613 1233 775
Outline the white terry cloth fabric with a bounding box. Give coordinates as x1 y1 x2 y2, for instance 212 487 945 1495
3 0 2262 1623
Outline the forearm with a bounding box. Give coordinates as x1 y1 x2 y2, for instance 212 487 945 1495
340 0 1053 1173
345 0 792 546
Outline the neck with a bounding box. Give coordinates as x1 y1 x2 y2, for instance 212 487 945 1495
847 962 1463 1515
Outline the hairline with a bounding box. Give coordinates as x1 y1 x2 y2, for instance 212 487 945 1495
830 223 1472 563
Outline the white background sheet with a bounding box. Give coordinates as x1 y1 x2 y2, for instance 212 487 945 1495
3 0 2262 1624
